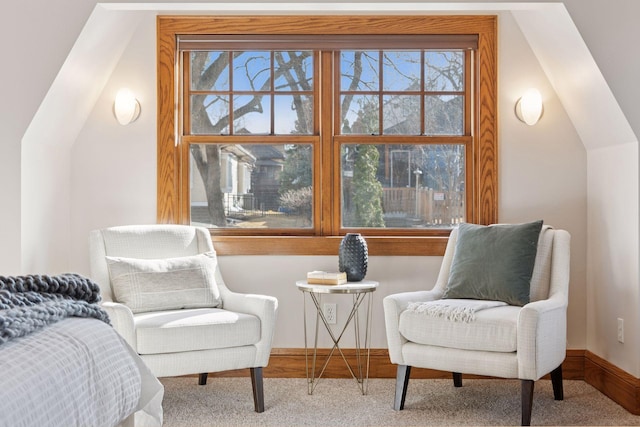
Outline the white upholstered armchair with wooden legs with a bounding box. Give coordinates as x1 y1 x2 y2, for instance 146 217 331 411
89 224 278 413
383 222 570 426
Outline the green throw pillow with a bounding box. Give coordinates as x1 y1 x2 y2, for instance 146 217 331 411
443 220 543 306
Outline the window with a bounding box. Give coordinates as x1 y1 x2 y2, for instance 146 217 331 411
184 48 317 231
158 16 497 255
336 49 471 231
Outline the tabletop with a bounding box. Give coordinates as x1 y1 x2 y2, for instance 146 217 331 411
295 280 378 294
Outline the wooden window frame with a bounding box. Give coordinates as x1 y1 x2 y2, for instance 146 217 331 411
157 15 498 256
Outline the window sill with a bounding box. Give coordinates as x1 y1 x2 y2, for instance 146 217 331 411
211 235 449 256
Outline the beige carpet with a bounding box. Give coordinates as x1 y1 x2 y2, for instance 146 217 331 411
160 377 640 426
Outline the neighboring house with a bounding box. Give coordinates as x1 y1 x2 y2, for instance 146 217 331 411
247 145 286 212
190 143 286 220
190 145 256 216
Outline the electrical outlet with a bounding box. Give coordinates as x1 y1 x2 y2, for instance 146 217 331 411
323 303 337 324
617 318 624 343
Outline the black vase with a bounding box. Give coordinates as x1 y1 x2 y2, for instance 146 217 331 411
338 233 368 282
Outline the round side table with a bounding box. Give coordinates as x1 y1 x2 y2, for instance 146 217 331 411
295 279 378 395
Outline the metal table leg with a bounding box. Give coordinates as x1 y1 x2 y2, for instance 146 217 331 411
302 290 373 395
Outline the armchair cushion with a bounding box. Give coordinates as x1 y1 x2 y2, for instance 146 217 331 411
443 220 543 306
399 303 521 352
106 252 221 313
133 308 261 355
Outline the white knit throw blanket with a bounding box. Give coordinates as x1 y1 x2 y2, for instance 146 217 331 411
406 299 507 323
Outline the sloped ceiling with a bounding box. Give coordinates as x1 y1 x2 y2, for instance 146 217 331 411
22 7 145 151
22 2 637 152
511 5 636 149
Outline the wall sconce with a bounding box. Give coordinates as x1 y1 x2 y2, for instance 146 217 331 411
515 88 543 126
113 88 141 125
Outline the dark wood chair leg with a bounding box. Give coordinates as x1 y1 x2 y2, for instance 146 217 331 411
251 367 265 413
453 372 463 388
198 373 208 385
551 365 564 400
394 365 411 410
521 379 534 426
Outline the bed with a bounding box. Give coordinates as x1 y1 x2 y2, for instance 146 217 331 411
0 274 164 427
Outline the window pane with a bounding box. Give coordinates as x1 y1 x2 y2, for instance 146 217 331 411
341 95 379 134
382 51 421 91
425 51 464 91
190 50 314 136
274 51 314 92
191 95 230 134
275 95 313 134
191 51 230 91
425 95 463 135
190 143 313 229
340 50 379 92
341 143 465 228
233 95 271 134
233 51 271 91
382 95 420 135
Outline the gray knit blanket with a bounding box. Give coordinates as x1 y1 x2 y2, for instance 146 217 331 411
0 274 110 345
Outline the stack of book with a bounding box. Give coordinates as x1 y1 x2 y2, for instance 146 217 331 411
306 271 347 285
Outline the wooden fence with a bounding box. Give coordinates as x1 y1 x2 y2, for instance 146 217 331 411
382 187 464 226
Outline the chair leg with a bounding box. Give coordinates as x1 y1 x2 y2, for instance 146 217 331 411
551 365 564 400
453 372 463 387
198 373 208 385
251 367 265 413
521 379 534 426
394 365 411 411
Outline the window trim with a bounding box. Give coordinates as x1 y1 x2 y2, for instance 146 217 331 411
157 15 498 256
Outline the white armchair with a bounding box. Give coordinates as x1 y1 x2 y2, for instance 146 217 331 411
89 224 278 412
383 224 570 426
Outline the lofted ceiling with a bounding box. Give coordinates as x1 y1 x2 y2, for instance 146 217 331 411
22 2 636 152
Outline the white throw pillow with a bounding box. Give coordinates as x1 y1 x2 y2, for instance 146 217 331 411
106 252 221 313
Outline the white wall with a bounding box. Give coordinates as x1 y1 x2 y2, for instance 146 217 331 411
2 0 639 377
563 0 640 378
497 11 587 348
587 143 640 375
71 13 158 271
0 1 95 274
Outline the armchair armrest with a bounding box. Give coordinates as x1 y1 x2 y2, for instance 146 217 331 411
220 287 278 367
517 292 568 380
383 290 442 365
102 301 137 352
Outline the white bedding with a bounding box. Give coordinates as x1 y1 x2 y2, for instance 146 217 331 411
0 317 163 427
